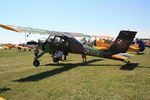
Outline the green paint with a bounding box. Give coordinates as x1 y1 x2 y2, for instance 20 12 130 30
83 45 106 57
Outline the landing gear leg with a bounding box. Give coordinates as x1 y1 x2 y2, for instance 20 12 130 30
122 60 131 65
33 51 46 67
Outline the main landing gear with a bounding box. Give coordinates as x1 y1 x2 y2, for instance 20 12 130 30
32 50 63 67
53 57 59 62
33 51 46 67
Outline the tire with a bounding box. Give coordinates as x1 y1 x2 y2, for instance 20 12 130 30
33 60 40 67
127 61 131 65
53 58 59 62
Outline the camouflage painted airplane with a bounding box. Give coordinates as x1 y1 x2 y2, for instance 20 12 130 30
0 24 137 67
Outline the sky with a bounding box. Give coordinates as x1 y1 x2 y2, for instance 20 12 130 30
0 0 150 43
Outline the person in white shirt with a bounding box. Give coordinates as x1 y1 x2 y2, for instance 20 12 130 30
56 51 63 61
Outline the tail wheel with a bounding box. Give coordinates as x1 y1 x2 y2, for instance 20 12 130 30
122 60 131 65
33 60 40 67
53 58 59 62
127 61 131 65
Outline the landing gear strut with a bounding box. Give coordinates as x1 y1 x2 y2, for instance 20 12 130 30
122 60 130 65
33 51 46 67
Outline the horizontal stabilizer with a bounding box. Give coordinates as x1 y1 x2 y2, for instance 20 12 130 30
111 53 133 60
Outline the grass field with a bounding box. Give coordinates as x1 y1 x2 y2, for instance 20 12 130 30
0 48 150 100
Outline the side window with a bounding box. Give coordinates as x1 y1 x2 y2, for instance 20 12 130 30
54 37 61 43
47 35 55 42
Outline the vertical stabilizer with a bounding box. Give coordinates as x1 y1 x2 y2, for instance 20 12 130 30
109 30 137 54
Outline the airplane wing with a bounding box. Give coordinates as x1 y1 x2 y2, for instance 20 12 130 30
111 53 133 60
0 24 91 37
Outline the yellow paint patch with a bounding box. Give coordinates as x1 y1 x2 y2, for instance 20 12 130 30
0 24 23 32
129 45 139 52
95 47 108 50
111 54 128 60
0 97 6 100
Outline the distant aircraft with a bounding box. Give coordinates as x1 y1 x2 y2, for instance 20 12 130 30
91 35 114 50
17 41 38 51
92 35 145 54
0 24 137 66
145 40 150 47
0 44 16 49
0 42 37 51
129 39 145 54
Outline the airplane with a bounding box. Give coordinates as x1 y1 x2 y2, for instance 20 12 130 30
0 43 16 49
0 42 36 51
16 41 38 51
0 45 11 49
91 35 114 50
129 39 145 54
145 40 150 47
0 24 137 67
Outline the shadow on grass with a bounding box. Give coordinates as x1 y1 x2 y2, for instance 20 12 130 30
14 59 103 82
137 52 145 55
14 59 140 82
0 88 11 93
120 63 139 70
138 66 150 69
44 63 122 67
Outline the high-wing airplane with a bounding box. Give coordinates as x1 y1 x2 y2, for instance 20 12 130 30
0 24 137 67
91 35 114 50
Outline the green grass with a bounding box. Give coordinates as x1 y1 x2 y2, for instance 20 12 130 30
0 48 150 100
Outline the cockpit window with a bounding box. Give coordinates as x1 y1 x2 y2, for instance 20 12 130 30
47 36 68 47
54 37 62 43
59 38 65 43
26 41 37 45
47 35 55 42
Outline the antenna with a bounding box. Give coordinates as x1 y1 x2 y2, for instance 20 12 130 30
25 33 27 43
25 33 31 43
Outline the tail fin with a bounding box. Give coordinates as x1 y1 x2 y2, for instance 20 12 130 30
108 30 137 54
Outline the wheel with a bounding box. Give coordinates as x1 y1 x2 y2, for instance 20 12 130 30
127 61 131 65
53 58 59 62
122 60 130 65
33 60 40 67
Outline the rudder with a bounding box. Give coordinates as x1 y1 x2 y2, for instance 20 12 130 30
109 30 137 54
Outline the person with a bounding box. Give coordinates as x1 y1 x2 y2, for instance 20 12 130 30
82 50 87 62
34 47 39 56
51 51 56 59
82 53 86 62
63 51 68 60
56 51 63 61
81 38 87 44
93 39 97 46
